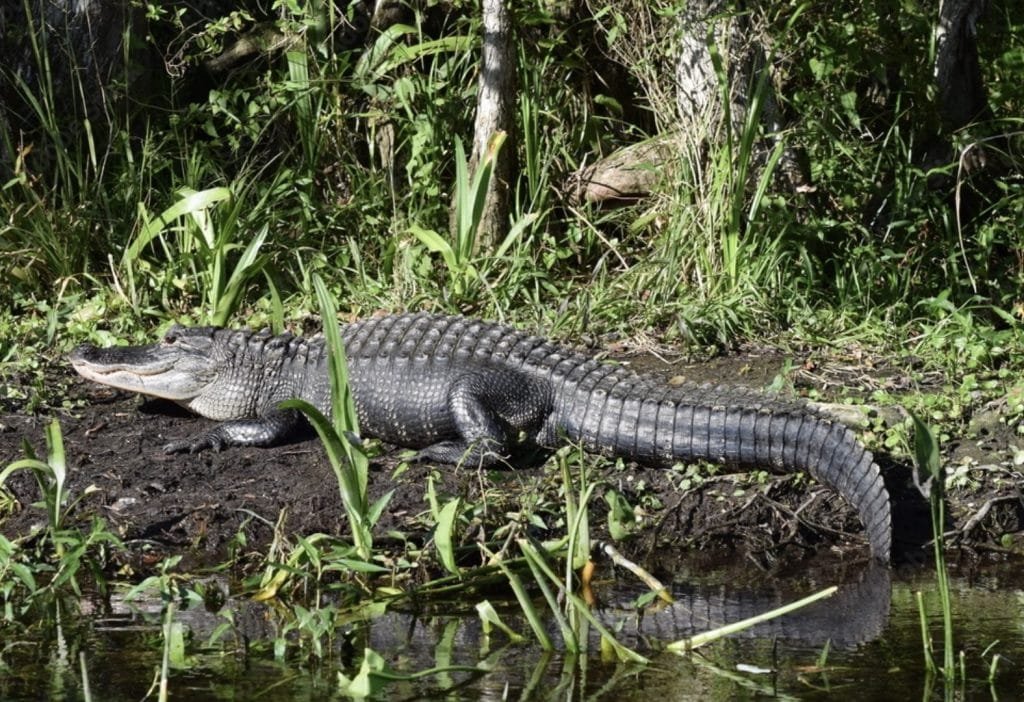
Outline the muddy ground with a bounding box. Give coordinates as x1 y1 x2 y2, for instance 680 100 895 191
1 349 1022 583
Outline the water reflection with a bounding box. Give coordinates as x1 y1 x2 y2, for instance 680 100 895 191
2 559 1023 701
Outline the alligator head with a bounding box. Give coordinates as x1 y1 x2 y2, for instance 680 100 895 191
70 325 221 404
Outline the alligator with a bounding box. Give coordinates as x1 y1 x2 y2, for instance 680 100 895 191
70 312 892 562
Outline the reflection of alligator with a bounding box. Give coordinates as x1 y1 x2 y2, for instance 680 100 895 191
96 563 890 670
360 563 892 657
71 312 891 561
599 563 892 650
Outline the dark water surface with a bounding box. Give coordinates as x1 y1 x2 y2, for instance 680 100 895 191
2 559 1021 701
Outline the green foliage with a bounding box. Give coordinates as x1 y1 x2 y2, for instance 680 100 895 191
777 5 1024 317
124 556 204 700
432 495 463 576
409 133 505 299
517 537 647 663
2 421 69 536
0 0 1020 357
410 132 541 306
336 647 487 699
477 446 651 660
0 422 121 620
124 184 270 324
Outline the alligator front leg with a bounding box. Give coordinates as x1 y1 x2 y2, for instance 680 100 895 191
163 409 305 453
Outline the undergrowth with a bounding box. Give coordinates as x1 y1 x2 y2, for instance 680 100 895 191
0 0 1015 363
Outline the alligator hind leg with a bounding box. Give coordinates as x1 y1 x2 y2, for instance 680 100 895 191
412 370 553 468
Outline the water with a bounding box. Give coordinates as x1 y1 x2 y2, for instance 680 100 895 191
1 560 1021 701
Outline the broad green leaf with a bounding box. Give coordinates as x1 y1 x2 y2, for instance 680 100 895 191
212 224 268 325
475 600 525 643
434 497 462 576
126 187 231 263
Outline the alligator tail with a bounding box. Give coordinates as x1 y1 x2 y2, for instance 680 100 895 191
675 405 891 562
725 407 892 563
558 384 892 562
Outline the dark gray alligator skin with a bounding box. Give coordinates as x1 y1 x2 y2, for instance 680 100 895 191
71 312 892 561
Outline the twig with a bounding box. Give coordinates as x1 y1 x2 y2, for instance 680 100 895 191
595 541 673 604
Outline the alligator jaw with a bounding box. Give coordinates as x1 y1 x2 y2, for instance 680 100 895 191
70 342 214 401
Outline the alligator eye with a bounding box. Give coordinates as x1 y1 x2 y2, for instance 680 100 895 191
163 331 178 345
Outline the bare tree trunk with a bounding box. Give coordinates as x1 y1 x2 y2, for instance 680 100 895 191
674 0 753 139
466 0 516 250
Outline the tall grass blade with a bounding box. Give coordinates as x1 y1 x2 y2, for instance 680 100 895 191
212 224 268 326
278 275 378 560
434 497 462 576
286 50 317 167
353 25 471 88
917 590 937 674
667 586 838 652
518 540 578 652
79 652 92 702
458 131 506 258
483 544 554 649
313 275 368 496
44 419 66 530
454 136 472 259
159 601 173 702
910 411 955 682
558 448 595 600
518 539 647 663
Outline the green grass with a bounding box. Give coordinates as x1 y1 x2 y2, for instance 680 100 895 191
283 274 387 561
911 414 953 676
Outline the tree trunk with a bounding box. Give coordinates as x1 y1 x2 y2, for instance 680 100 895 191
465 0 516 250
934 0 990 130
674 0 753 139
0 0 142 178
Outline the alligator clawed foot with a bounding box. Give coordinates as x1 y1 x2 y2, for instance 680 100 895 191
408 438 509 469
163 434 224 454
